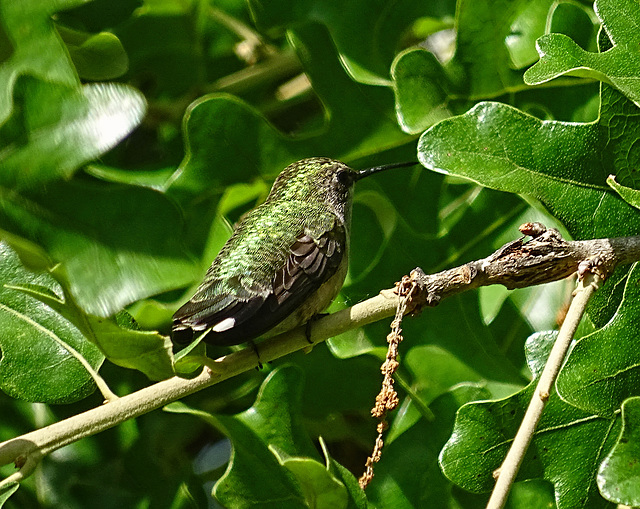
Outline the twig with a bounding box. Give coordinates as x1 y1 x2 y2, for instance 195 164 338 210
486 268 602 509
1 225 640 489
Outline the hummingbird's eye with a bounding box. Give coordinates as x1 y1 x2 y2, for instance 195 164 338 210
335 169 352 187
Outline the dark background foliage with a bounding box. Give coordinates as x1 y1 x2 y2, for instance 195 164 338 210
1 0 639 507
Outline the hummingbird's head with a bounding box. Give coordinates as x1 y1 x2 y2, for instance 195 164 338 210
267 157 357 207
267 157 419 219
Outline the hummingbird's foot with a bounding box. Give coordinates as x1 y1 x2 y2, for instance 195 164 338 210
304 321 314 344
305 313 329 344
249 340 264 369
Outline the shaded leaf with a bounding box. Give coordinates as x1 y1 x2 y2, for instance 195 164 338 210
248 0 438 83
330 460 368 509
165 366 356 509
367 384 496 508
505 0 556 70
1 179 199 317
547 2 598 53
448 0 553 97
392 48 453 134
0 0 84 123
273 452 349 509
58 27 129 80
0 241 102 403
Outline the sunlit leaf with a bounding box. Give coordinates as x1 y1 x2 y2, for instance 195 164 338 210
525 0 640 108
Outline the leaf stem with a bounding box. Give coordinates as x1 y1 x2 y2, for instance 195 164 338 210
486 270 600 509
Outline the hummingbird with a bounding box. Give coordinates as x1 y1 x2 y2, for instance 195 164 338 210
171 157 417 347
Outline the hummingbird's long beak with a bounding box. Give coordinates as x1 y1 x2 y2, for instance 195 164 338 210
354 161 419 181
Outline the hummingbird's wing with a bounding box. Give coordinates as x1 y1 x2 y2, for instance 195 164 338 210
272 231 341 305
172 225 346 346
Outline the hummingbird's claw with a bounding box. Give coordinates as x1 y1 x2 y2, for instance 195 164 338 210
305 313 329 344
249 340 264 369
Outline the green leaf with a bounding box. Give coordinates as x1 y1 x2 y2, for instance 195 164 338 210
524 331 558 378
556 263 640 417
392 48 453 134
547 2 598 53
392 1 602 131
0 0 84 123
166 365 340 509
0 178 199 317
367 384 496 508
597 396 640 506
0 484 19 507
418 84 640 241
248 0 436 84
330 459 368 509
273 452 349 509
16 282 174 380
0 76 146 188
439 331 619 508
83 315 173 381
0 241 103 403
505 0 556 70
56 0 142 33
525 0 640 107
58 27 129 80
167 23 411 197
450 0 554 97
607 175 640 210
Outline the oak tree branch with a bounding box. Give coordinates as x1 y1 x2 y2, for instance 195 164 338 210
1 224 639 491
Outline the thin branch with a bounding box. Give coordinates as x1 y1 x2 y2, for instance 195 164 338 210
486 270 601 509
1 225 640 490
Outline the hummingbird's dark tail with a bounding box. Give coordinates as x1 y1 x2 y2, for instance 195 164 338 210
355 161 419 181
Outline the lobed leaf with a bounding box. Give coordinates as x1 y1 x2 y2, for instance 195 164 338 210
440 331 619 508
525 0 640 108
418 84 640 242
165 365 369 508
248 0 440 84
